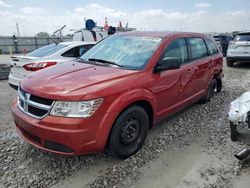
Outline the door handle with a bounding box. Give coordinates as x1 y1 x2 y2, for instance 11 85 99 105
186 68 193 72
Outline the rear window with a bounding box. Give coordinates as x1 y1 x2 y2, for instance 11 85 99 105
234 34 250 42
27 44 67 57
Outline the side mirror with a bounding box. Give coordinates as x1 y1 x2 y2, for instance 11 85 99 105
154 57 181 73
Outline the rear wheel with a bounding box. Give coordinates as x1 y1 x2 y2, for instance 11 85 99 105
215 77 222 93
199 78 217 104
109 106 149 159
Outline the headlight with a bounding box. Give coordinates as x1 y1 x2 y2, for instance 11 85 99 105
50 98 103 118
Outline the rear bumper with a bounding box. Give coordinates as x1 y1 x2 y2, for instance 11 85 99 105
12 100 115 156
226 56 250 62
8 74 21 89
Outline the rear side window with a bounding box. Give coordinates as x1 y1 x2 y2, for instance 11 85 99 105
162 38 188 64
62 47 78 57
205 39 219 55
188 38 208 60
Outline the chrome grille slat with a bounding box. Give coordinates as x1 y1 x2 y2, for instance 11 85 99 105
17 88 54 119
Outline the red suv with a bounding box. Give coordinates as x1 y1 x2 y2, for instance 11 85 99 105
12 32 223 158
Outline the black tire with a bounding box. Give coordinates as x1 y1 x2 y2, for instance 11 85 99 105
230 121 239 142
215 77 222 93
109 105 149 159
226 59 234 67
199 79 217 104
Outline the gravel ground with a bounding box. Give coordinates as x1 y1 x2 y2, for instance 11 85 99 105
0 60 250 188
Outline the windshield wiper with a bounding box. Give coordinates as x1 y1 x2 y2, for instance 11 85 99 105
88 58 123 67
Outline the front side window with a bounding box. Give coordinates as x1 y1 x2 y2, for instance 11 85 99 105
188 38 208 60
78 44 94 57
80 35 162 70
162 38 188 64
205 39 219 55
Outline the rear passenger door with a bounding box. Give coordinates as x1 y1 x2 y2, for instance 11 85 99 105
187 37 211 95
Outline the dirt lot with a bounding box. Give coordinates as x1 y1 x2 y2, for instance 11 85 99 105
0 56 250 188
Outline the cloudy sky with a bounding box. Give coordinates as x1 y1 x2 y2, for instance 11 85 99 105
0 0 249 36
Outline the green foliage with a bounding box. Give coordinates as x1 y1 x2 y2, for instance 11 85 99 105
36 32 50 38
65 34 73 37
232 31 240 36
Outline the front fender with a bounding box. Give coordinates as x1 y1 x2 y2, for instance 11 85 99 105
106 88 156 114
94 89 156 150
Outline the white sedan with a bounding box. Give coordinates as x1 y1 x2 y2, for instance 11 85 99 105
8 41 95 89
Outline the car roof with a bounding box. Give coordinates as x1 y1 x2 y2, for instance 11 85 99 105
59 41 96 46
237 31 250 35
117 31 208 39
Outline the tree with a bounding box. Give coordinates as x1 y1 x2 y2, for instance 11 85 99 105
65 34 73 37
232 31 240 36
36 32 50 38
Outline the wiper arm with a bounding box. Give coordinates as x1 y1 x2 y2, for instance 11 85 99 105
88 58 123 67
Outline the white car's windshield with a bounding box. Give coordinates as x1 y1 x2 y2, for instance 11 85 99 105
27 44 68 57
80 35 162 70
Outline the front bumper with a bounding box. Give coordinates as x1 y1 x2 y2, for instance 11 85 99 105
12 99 115 156
230 121 250 143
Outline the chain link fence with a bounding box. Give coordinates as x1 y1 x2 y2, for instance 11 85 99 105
0 36 73 54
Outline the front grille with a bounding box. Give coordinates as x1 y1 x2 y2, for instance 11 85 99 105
17 88 54 119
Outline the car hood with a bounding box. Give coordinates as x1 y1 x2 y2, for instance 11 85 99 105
21 61 138 100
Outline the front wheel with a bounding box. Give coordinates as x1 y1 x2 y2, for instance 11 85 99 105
109 106 149 159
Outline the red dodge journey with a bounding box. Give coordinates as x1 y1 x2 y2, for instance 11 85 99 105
12 32 223 158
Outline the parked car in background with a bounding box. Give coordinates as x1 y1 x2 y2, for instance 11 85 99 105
228 91 250 160
226 32 250 67
8 41 95 89
12 32 223 159
213 34 233 56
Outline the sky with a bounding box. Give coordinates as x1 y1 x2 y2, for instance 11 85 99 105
0 0 249 36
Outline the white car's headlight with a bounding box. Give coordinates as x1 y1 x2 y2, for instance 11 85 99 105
50 98 103 118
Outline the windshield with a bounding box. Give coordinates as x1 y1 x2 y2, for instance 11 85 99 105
27 44 68 57
234 34 250 42
80 35 162 70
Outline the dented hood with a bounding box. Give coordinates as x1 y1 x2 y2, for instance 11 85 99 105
21 61 138 100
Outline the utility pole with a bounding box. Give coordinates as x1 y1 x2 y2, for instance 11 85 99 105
16 23 20 37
